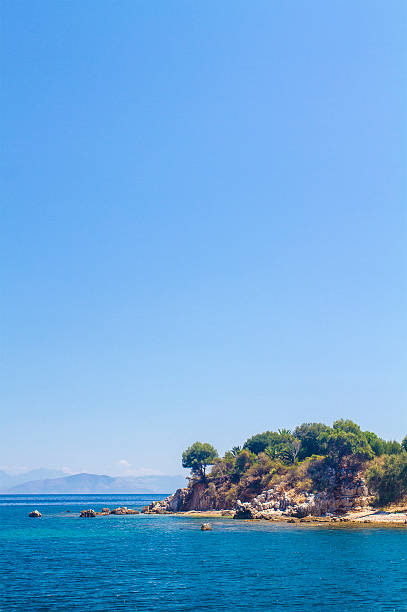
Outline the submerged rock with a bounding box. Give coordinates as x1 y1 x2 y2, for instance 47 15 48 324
28 510 41 518
201 523 212 531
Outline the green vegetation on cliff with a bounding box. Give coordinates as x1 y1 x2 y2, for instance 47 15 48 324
366 453 407 505
182 442 218 480
183 420 407 508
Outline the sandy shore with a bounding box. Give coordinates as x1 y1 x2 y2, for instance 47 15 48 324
342 509 407 524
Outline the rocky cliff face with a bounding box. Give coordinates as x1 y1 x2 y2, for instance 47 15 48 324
234 476 370 519
144 460 372 519
144 483 214 513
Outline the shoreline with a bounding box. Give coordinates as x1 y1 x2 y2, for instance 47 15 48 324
152 509 407 527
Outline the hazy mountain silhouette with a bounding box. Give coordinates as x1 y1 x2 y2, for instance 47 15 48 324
4 472 186 494
0 468 67 490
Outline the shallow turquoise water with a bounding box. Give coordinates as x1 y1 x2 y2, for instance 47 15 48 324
0 495 406 610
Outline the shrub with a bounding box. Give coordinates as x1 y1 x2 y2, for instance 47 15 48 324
367 454 407 505
207 482 217 498
234 449 256 476
225 485 238 506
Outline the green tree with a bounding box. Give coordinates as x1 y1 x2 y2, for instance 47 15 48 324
182 442 218 480
382 440 402 455
263 431 301 464
244 430 294 455
321 429 374 462
364 431 385 456
294 422 331 460
243 431 279 454
332 419 362 434
265 440 301 464
402 436 407 453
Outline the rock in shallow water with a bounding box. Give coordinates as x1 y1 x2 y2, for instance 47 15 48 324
110 507 139 515
28 510 41 518
200 523 212 531
80 509 96 517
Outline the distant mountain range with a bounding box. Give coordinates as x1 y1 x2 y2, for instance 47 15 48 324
0 471 186 494
0 468 67 491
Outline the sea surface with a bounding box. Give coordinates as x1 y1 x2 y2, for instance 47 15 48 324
0 494 406 611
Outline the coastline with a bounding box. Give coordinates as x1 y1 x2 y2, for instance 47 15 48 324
153 508 407 527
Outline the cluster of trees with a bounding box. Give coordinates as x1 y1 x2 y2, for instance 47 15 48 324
242 420 406 465
182 421 407 504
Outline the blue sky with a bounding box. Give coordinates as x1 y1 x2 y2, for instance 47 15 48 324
1 0 406 476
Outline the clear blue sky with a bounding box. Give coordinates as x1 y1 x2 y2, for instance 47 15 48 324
1 0 406 476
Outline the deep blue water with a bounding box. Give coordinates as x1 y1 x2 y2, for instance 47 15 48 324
0 495 406 611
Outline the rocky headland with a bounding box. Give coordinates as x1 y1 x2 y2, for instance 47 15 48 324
143 420 407 526
143 460 373 520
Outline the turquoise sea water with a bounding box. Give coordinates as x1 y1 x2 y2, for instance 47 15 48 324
0 495 406 611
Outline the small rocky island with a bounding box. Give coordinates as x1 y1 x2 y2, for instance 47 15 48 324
80 507 140 517
143 420 407 525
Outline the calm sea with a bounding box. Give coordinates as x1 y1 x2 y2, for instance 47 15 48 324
0 494 406 611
